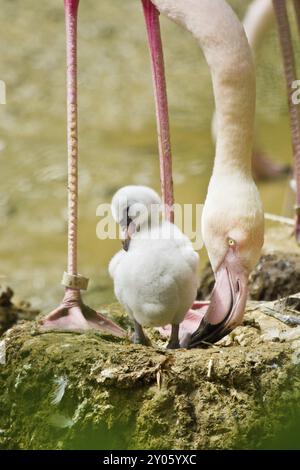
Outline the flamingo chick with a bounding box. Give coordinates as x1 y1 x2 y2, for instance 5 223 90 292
109 185 199 348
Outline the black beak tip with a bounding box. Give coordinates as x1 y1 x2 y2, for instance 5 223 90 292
122 239 130 252
187 320 233 348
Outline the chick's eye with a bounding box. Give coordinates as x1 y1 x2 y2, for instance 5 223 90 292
228 238 235 246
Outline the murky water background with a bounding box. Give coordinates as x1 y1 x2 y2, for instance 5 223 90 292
0 0 298 312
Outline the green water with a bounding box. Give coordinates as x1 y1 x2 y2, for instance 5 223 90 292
0 0 295 313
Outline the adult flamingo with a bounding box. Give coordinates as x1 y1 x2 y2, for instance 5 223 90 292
142 0 264 346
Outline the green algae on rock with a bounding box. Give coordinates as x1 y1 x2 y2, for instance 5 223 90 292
0 303 300 450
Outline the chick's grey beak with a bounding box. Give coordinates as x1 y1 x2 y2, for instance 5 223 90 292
122 222 135 252
188 246 248 347
122 237 130 252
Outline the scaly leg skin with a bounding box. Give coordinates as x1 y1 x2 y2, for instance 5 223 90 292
39 288 126 337
296 211 300 245
132 320 151 346
167 324 180 349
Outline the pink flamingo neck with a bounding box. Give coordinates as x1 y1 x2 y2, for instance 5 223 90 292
142 0 174 223
65 0 80 274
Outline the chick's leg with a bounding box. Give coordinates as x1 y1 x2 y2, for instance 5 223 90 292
132 320 151 346
167 324 180 349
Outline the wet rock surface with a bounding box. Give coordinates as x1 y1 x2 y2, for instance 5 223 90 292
250 253 300 301
0 303 300 450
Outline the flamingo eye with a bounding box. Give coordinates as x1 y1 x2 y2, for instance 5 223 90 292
228 238 235 246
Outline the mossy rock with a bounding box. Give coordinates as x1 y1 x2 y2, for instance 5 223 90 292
1 303 300 450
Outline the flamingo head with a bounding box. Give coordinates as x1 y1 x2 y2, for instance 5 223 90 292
111 185 162 250
189 174 264 346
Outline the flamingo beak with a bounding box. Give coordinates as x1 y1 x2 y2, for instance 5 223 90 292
188 245 248 347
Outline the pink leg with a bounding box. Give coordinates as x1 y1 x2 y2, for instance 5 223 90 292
40 1 126 337
142 0 174 223
273 0 300 243
293 0 300 241
293 0 300 35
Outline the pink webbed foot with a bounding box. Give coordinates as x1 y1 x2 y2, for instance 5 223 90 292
252 151 290 181
39 289 126 337
157 301 209 348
